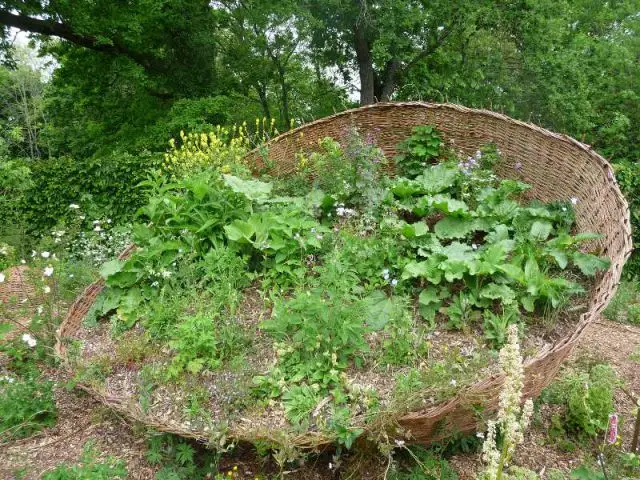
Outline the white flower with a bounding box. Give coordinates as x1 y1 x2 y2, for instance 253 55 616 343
22 333 37 348
450 379 457 386
0 272 4 283
41 251 50 259
570 197 579 205
20 259 26 264
69 203 80 209
160 270 172 279
106 219 112 224
43 266 54 277
394 439 406 447
472 243 478 250
69 274 74 278
37 306 44 315
31 250 37 257
391 279 398 287
476 431 485 439
94 226 102 232
43 286 51 294
316 234 323 240
92 220 101 225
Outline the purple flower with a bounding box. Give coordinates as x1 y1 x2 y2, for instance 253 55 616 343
514 162 523 171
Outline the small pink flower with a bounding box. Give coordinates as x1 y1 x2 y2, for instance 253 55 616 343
607 414 618 444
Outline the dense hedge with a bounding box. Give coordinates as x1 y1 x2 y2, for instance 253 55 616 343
614 161 640 277
10 151 161 239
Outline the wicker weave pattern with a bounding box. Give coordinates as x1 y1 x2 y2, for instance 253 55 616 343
0 266 35 316
54 102 632 445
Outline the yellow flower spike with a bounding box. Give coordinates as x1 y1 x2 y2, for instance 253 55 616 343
233 466 238 471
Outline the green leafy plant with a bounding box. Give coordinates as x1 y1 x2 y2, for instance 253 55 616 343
540 363 618 438
483 308 519 348
146 433 219 480
166 313 248 379
0 375 57 442
396 125 443 178
42 441 127 479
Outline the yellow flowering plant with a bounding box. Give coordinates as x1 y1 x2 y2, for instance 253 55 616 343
162 118 280 179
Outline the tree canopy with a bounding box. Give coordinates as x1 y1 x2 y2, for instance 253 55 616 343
0 0 638 159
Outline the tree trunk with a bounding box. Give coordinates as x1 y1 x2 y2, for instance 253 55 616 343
255 83 271 121
379 59 402 101
276 64 291 129
354 22 376 105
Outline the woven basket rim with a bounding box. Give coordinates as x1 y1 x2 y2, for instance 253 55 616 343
53 101 633 447
249 101 630 215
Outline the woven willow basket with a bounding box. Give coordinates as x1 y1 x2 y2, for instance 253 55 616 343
55 102 632 446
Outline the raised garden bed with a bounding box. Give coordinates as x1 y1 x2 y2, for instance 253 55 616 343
55 102 631 451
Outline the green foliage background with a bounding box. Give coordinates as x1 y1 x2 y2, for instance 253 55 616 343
0 0 638 269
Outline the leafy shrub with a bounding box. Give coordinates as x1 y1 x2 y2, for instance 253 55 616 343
0 159 33 249
42 441 127 479
146 433 219 480
0 375 57 441
19 151 161 238
395 125 443 178
225 204 327 286
291 130 387 215
395 153 607 330
613 160 640 277
98 171 252 325
259 273 371 390
540 363 618 438
166 313 248 379
603 281 640 325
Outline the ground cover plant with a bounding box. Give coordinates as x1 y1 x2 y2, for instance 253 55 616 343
54 123 613 459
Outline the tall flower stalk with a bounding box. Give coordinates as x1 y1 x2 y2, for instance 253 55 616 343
480 324 534 479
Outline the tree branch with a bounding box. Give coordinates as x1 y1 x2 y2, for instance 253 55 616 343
0 8 157 71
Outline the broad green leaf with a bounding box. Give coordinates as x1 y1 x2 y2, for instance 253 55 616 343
572 252 611 276
548 248 569 269
429 194 469 216
99 259 123 279
391 179 423 198
480 283 516 304
418 287 440 306
416 164 458 193
498 263 524 282
224 220 255 242
401 221 429 238
530 220 553 241
402 257 442 284
223 174 273 203
521 295 536 312
365 291 397 330
485 224 510 243
434 216 475 239
572 232 602 243
106 270 140 289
